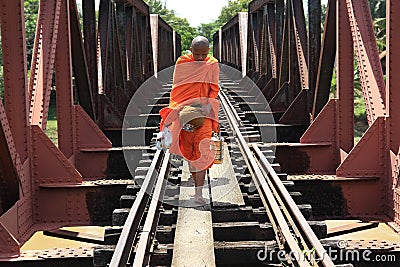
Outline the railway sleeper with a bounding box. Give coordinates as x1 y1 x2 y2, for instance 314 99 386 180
159 206 298 224
154 220 327 245
224 134 261 143
114 207 176 232
243 111 284 123
231 95 258 102
243 192 303 206
236 172 287 184
239 180 294 193
212 205 312 223
122 113 161 127
147 241 275 267
149 240 360 267
158 207 178 225
238 102 266 112
134 169 181 184
125 184 141 195
230 147 275 158
102 220 325 250
135 238 400 267
230 158 281 173
255 123 309 142
137 158 154 167
213 220 327 241
103 226 123 245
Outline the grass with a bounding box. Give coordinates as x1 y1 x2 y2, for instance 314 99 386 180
45 96 58 146
354 87 369 145
45 119 58 146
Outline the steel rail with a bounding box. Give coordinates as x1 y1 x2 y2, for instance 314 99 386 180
219 87 334 266
235 141 285 251
132 150 170 266
219 89 309 266
109 149 163 267
253 155 310 252
253 144 334 266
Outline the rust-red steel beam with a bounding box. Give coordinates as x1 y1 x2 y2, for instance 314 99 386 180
0 0 26 223
157 15 174 71
0 100 21 214
298 0 387 219
56 0 75 158
0 0 182 260
346 0 386 125
174 31 181 60
98 0 156 129
270 0 298 113
290 0 308 90
266 4 277 80
70 0 95 120
243 0 322 126
0 0 29 162
312 0 336 120
278 1 289 90
265 0 391 219
0 0 117 258
28 0 61 130
386 0 400 230
337 0 354 154
308 0 321 105
238 12 248 78
278 0 309 124
83 0 99 119
221 14 243 72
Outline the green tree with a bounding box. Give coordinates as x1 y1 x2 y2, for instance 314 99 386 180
216 0 251 25
24 0 39 69
145 0 251 54
169 17 197 51
144 0 196 53
197 0 251 53
369 0 385 20
198 21 220 48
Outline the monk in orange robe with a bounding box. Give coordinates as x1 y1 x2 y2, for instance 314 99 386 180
159 36 220 204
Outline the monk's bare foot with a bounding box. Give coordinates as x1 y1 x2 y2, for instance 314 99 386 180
194 196 207 205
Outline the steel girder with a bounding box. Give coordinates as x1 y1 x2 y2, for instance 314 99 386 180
0 0 113 258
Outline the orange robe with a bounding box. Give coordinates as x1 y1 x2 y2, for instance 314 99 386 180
159 54 220 171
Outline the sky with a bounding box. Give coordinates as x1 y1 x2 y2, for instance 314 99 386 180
162 0 229 27
90 0 329 28
163 0 329 28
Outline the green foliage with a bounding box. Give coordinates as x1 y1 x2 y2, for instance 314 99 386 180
144 0 196 53
145 0 251 54
24 0 39 69
168 17 197 53
197 0 251 52
217 0 250 25
198 21 220 49
369 0 385 20
374 17 386 52
46 99 58 146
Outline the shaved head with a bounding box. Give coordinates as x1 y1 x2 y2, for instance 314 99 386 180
191 36 209 49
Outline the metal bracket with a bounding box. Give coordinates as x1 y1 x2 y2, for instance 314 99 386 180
0 222 19 259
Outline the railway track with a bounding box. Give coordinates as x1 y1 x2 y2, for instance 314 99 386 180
93 71 340 267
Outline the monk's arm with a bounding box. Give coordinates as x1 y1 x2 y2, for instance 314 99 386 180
209 63 220 132
209 84 220 133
